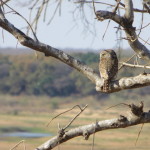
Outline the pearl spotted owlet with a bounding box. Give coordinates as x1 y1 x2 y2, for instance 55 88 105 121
99 50 118 92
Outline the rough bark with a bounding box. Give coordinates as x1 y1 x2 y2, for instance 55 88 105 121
36 102 150 150
96 0 150 60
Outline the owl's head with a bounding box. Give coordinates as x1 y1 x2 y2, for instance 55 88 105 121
100 49 117 59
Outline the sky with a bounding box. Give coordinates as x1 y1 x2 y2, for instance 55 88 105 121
0 0 150 52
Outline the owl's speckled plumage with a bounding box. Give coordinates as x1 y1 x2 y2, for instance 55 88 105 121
99 50 118 92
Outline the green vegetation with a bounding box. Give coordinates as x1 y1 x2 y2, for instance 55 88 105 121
0 50 149 99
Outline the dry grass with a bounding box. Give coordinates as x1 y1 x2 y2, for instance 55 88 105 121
1 95 150 150
1 108 150 150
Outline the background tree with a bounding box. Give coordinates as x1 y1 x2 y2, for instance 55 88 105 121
1 0 150 150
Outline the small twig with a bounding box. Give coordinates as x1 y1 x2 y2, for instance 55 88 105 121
43 0 50 22
136 22 150 31
2 28 4 43
139 36 150 45
92 0 96 16
54 105 88 148
101 0 120 40
4 2 38 42
143 37 150 47
138 5 144 37
119 53 136 70
106 103 130 110
112 0 121 14
102 20 111 40
47 1 60 25
10 140 26 150
75 1 149 13
63 104 88 130
46 105 84 127
135 123 144 146
91 120 97 150
120 62 150 69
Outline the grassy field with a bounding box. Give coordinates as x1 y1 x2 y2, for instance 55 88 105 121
0 95 150 150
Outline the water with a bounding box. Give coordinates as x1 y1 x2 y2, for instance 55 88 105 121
0 132 52 138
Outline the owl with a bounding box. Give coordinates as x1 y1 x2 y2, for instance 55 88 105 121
99 50 118 92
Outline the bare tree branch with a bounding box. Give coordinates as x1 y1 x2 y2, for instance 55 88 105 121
75 1 149 13
0 0 10 6
36 102 150 150
120 62 150 69
10 140 26 150
124 0 134 23
96 73 150 93
1 1 150 150
95 9 150 60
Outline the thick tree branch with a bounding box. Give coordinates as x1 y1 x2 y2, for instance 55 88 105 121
96 73 150 93
96 10 150 60
124 0 134 23
36 102 150 150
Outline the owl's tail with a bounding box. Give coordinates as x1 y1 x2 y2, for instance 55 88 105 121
103 79 110 92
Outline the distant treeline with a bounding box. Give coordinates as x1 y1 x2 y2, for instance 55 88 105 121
0 51 149 98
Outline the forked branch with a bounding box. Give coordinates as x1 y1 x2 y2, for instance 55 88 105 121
36 102 150 150
96 0 150 60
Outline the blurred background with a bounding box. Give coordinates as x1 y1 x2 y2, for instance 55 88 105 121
0 0 150 150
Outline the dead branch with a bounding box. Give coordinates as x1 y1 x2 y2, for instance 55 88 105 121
46 105 87 128
4 3 38 41
75 1 149 13
36 102 150 150
0 0 10 6
10 140 26 150
95 0 150 61
106 103 130 110
135 123 144 146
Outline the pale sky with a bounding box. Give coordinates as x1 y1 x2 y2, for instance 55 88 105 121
0 0 150 51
